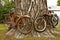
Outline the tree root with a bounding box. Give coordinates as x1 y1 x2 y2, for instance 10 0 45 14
6 26 60 39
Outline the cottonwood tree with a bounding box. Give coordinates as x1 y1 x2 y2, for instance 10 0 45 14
6 0 60 38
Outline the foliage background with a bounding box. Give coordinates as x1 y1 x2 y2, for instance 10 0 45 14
0 0 13 23
57 0 60 6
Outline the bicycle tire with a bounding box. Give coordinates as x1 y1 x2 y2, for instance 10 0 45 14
52 14 59 26
34 17 46 32
17 16 32 34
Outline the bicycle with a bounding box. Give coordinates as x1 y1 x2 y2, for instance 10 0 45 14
35 11 59 30
3 12 32 34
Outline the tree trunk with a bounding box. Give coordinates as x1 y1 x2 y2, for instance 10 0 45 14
13 0 48 16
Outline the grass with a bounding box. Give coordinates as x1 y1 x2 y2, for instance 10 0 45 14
56 21 60 30
0 22 60 40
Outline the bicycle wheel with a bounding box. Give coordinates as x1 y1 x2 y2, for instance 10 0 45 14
52 14 59 26
34 17 46 32
17 17 32 34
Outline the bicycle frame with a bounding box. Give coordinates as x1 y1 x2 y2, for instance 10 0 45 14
43 13 54 27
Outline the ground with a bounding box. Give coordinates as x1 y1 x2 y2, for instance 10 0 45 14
0 22 60 40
